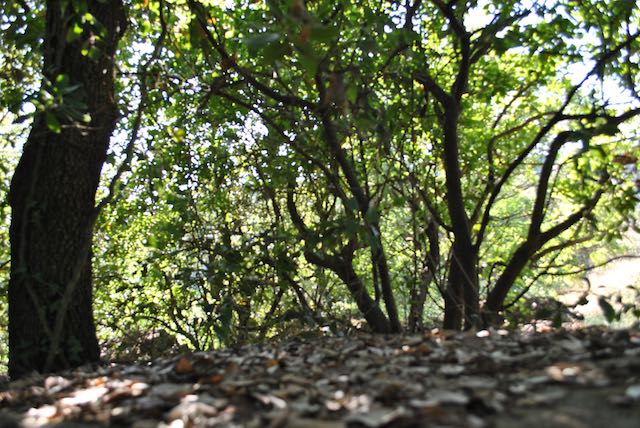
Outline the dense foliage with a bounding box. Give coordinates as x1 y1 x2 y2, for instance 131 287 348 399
1 0 640 369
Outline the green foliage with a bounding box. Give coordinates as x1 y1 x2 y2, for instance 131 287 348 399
598 286 640 324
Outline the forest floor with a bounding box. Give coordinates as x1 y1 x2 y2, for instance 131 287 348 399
1 325 639 428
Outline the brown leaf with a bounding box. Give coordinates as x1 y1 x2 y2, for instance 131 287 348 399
175 357 193 374
198 374 224 385
299 25 311 44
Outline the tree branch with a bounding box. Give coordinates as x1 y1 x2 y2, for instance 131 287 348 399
187 0 314 110
476 32 640 250
96 0 168 212
547 255 640 277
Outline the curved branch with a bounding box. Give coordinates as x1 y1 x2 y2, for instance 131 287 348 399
187 0 314 110
476 33 640 250
547 255 640 277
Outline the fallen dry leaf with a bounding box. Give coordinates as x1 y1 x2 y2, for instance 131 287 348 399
0 326 639 427
175 357 194 374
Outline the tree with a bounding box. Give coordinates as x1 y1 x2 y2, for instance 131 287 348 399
7 0 634 359
173 0 640 331
7 0 126 378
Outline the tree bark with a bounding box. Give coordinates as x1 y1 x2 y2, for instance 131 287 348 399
304 249 392 334
8 0 126 379
408 219 439 332
440 103 479 330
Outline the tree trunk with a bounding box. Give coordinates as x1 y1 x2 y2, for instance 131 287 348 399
304 249 392 334
370 225 402 332
483 244 537 323
408 219 439 332
8 0 126 379
441 103 480 330
443 257 464 330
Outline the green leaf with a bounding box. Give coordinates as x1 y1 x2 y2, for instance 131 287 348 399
344 198 359 211
262 40 290 62
598 296 616 323
309 24 338 43
214 297 234 344
364 230 381 251
60 83 83 95
346 84 358 104
45 112 62 134
244 32 281 55
343 216 359 237
66 22 83 42
298 50 318 76
82 12 95 25
265 0 285 19
365 206 380 224
56 74 70 85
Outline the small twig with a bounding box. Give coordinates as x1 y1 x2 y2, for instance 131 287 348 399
547 255 640 277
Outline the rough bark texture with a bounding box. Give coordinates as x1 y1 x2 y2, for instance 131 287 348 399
8 0 126 379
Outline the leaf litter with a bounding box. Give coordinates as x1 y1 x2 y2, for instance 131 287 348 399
1 325 639 427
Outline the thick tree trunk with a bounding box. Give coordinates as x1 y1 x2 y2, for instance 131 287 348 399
443 258 464 330
443 244 479 330
8 0 126 379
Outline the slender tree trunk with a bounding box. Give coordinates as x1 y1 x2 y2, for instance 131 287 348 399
318 113 401 332
371 224 402 332
443 257 464 330
409 219 439 332
484 244 537 321
443 238 480 331
8 0 126 379
482 140 608 326
304 250 392 334
441 104 480 330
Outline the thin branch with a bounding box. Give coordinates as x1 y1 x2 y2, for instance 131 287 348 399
187 0 314 110
16 0 31 13
531 235 593 263
414 71 452 106
96 0 168 212
547 255 640 277
471 10 530 63
502 268 551 311
476 32 640 251
404 0 423 29
215 89 349 204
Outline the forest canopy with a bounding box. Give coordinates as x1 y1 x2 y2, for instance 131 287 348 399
0 0 639 375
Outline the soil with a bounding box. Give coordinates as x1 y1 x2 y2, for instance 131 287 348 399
1 326 639 428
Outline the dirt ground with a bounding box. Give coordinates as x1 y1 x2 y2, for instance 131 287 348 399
1 325 639 428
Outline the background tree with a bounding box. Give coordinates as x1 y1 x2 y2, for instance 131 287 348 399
7 0 126 378
178 0 640 331
90 0 639 345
